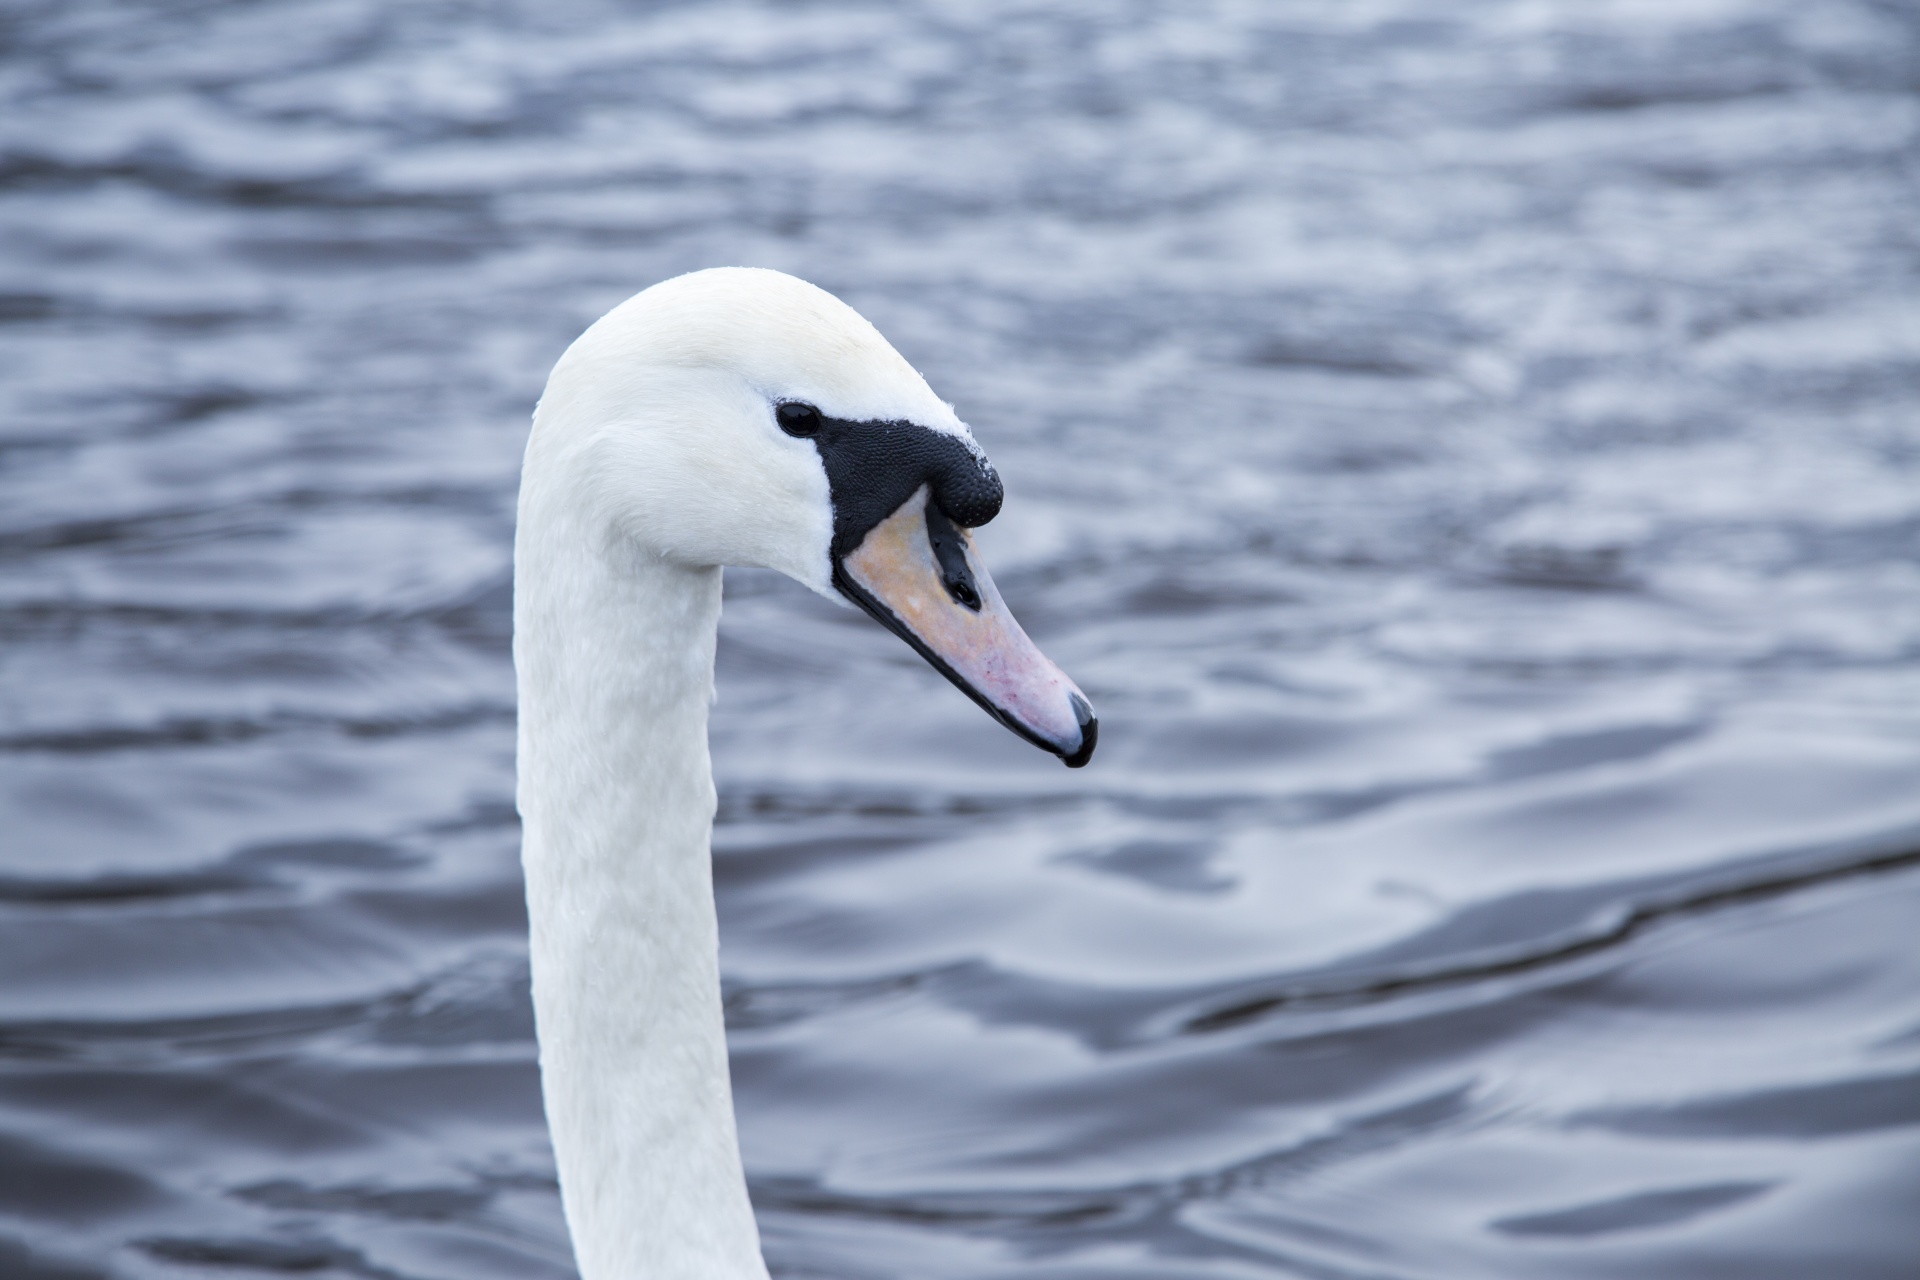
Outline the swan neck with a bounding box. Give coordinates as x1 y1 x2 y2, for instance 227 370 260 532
515 495 765 1280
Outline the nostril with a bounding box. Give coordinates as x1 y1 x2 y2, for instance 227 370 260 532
924 500 985 611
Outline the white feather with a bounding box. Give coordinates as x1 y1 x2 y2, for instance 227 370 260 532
514 267 960 1279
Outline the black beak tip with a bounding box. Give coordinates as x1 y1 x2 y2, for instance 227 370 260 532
1061 693 1098 769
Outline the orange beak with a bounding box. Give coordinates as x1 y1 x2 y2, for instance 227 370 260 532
833 486 1096 767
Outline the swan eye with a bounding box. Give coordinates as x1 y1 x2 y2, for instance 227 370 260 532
776 402 823 438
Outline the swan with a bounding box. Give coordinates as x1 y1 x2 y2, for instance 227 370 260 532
513 267 1097 1280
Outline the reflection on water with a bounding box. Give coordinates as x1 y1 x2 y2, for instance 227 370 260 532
3 1 1919 1276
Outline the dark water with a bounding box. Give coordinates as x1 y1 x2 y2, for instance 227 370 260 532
4 1 1920 1276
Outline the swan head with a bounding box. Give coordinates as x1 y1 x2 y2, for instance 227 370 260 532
529 267 1096 767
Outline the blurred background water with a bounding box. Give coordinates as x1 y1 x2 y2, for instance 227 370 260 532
2 0 1919 1276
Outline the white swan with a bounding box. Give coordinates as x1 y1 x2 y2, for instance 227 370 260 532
514 267 1096 1280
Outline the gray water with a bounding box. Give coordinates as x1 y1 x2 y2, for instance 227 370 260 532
3 1 1919 1276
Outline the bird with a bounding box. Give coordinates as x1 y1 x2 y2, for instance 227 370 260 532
513 267 1097 1280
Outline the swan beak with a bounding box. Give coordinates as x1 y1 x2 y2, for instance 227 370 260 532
832 486 1097 767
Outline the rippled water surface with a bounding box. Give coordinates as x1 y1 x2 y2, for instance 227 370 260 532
4 1 1920 1276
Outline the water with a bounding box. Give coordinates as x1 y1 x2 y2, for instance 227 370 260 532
2 1 1918 1276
